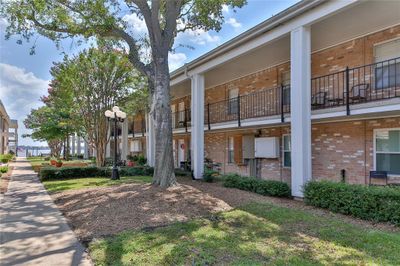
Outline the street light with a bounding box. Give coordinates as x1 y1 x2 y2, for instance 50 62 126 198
105 106 127 180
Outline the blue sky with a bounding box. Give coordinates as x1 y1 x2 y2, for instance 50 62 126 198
0 0 299 146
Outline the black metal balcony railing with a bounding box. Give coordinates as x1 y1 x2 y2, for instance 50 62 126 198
172 109 191 131
312 57 400 114
131 57 399 133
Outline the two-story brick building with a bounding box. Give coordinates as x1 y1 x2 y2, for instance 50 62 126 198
128 0 400 197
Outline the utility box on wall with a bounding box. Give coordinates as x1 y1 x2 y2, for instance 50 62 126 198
254 137 279 158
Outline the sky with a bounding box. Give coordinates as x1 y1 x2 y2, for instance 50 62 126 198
0 0 299 146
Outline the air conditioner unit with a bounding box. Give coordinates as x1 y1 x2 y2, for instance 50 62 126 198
254 137 279 158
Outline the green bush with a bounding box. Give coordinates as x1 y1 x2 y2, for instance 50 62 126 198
0 166 8 173
120 166 154 176
304 181 400 225
40 165 155 181
0 154 13 163
223 174 291 197
40 166 110 181
203 169 220 183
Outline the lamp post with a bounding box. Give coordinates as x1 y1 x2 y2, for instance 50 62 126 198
105 106 127 180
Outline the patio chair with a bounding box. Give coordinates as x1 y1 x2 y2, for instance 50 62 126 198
311 92 327 107
350 83 369 101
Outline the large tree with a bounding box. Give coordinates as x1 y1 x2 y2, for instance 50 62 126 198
24 105 70 158
1 0 246 187
52 46 139 167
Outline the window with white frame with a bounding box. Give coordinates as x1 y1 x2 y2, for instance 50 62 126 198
374 39 400 90
281 71 291 105
178 102 185 123
228 88 239 115
283 134 291 167
130 140 142 152
228 136 234 163
375 129 400 175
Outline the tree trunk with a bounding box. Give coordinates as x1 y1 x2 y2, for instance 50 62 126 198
151 57 176 188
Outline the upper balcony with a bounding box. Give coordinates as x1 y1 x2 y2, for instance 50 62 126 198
167 57 400 132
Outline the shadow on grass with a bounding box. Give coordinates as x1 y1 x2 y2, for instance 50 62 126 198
90 202 400 265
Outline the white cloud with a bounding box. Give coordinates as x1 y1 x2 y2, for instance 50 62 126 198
226 17 242 28
122 13 148 35
177 28 220 46
0 63 49 146
222 4 230 14
169 52 187 71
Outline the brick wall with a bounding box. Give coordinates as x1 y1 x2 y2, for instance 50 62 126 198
204 117 400 184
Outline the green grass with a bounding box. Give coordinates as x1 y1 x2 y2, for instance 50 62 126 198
43 175 152 193
89 202 400 266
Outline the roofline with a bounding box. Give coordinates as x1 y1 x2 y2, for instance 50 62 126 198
170 0 326 79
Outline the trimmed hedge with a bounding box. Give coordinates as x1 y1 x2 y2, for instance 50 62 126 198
120 166 154 176
304 181 400 225
40 166 109 181
223 174 291 197
40 166 154 181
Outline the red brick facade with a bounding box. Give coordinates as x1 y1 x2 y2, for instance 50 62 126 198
203 117 400 185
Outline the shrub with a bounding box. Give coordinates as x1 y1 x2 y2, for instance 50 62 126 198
0 154 13 163
0 166 8 174
40 166 110 181
203 169 220 183
223 174 290 197
40 165 154 181
136 155 147 166
304 181 400 225
120 166 154 176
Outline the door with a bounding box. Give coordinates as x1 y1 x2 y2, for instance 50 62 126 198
178 102 185 124
178 139 185 168
173 139 177 167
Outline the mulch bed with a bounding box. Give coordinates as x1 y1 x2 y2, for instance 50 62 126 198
50 176 399 242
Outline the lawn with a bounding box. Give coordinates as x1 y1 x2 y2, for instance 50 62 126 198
43 175 152 193
89 202 400 266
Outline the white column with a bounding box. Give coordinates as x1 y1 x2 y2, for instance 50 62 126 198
121 119 129 161
106 128 111 158
83 140 89 159
77 136 82 155
191 74 205 179
290 26 312 197
71 134 76 155
146 113 155 167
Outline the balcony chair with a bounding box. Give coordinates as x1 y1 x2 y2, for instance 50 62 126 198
311 92 327 108
350 83 369 102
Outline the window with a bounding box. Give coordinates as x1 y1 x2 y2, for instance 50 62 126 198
228 136 234 163
283 134 291 167
228 88 239 115
374 39 400 89
130 140 142 152
375 129 400 175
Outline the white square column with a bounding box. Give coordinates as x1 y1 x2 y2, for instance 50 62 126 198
290 26 312 197
77 136 81 155
191 74 205 179
121 119 129 161
146 113 155 167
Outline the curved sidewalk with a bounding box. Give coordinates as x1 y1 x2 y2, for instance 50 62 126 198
0 158 91 266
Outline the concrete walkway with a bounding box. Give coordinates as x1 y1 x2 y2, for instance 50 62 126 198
0 158 91 266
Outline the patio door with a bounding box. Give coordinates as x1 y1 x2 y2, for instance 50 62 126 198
173 139 177 167
178 139 185 167
178 102 185 124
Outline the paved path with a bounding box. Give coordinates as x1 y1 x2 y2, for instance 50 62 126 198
0 158 91 266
